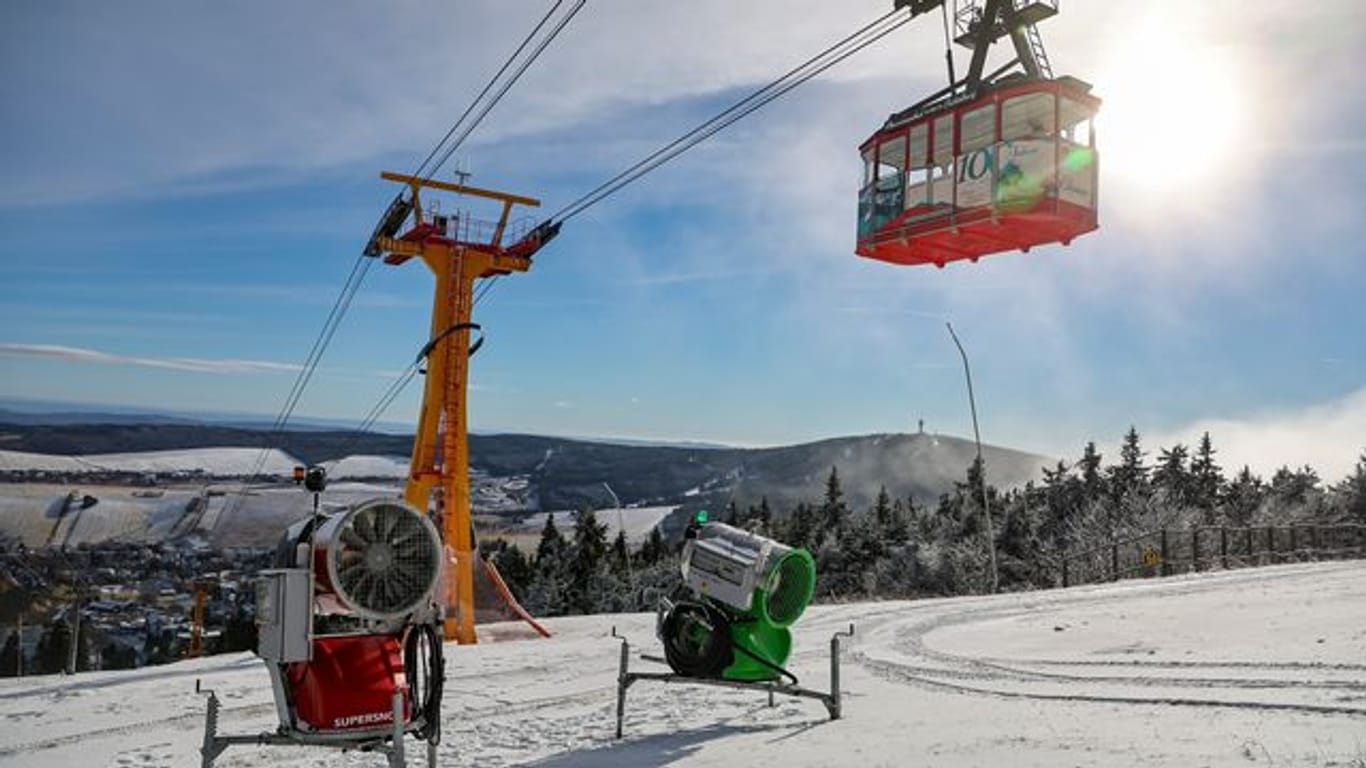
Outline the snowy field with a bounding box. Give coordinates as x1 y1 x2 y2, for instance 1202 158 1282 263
0 448 299 476
516 506 676 547
1 561 1363 767
322 455 409 480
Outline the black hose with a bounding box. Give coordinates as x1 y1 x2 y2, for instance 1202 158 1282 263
662 600 800 685
661 600 733 678
404 621 445 742
729 632 799 686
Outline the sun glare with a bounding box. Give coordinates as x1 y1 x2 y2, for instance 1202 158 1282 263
1096 27 1247 200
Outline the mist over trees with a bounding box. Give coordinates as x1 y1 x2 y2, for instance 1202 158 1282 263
486 430 1366 616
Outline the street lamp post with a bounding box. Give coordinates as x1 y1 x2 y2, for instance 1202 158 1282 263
602 482 634 585
946 322 1000 594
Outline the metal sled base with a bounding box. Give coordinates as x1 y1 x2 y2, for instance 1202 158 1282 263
196 681 439 768
611 624 855 739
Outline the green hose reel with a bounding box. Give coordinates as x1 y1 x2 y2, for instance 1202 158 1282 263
661 519 816 682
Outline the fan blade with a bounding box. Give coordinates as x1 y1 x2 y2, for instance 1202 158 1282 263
354 508 378 543
379 507 399 540
340 527 367 549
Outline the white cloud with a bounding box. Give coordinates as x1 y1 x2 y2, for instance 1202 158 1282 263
1146 388 1366 484
0 1 904 206
3 0 1362 450
0 343 300 375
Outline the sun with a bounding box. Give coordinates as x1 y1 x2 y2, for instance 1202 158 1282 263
1094 24 1248 200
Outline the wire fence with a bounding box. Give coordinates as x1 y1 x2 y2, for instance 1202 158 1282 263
1059 523 1366 588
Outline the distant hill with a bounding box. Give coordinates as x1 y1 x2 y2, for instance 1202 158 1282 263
0 422 1054 517
0 408 203 427
723 432 1048 513
0 422 412 459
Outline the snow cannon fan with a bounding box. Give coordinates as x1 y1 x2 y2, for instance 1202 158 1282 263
309 500 444 619
255 472 446 743
660 514 816 682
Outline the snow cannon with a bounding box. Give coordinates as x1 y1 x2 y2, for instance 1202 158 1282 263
660 516 816 682
255 483 445 744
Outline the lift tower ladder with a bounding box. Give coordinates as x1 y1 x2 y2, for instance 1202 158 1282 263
368 171 555 644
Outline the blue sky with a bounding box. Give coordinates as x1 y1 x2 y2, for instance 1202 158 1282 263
2 1 1364 479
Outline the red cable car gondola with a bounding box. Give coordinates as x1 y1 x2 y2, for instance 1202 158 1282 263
857 0 1100 268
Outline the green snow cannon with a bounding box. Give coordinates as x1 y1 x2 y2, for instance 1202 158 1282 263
660 518 816 682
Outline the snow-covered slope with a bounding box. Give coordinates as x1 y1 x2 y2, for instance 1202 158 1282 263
518 506 675 546
2 561 1363 767
0 447 299 476
323 454 410 479
0 449 87 473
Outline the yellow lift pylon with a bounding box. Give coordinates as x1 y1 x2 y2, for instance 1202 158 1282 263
369 171 557 643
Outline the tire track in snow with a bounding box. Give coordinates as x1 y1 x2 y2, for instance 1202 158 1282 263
0 701 276 758
848 565 1366 717
852 652 1366 718
895 607 1366 693
0 655 262 702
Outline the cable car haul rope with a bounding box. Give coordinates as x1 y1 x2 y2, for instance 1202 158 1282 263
246 1 1103 500
198 5 1106 761
238 0 1104 623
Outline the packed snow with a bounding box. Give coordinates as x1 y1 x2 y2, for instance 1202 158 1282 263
1 561 1363 766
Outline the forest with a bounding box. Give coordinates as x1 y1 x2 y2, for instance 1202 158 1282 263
484 427 1366 616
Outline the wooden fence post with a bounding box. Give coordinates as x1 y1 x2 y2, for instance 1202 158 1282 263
1246 527 1254 564
1192 528 1200 572
1266 526 1276 564
1111 542 1119 582
1160 529 1170 577
1220 526 1229 570
1062 558 1070 588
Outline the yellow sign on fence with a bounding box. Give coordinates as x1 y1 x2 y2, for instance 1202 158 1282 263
1142 547 1162 568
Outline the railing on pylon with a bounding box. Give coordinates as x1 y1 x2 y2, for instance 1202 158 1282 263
425 208 536 249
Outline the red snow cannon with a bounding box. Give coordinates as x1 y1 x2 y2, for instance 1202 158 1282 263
256 497 446 742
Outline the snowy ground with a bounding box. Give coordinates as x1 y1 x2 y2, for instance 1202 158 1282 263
2 561 1363 767
0 448 299 476
516 507 675 548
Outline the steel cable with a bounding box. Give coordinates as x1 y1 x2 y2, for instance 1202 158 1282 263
412 0 572 181
233 1 587 499
320 0 587 464
427 0 587 181
550 6 911 223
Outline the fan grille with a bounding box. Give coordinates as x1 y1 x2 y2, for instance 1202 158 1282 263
325 501 441 619
763 549 815 627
